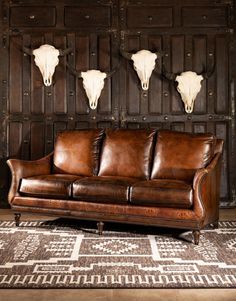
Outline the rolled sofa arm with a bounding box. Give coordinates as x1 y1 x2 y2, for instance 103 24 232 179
193 151 223 226
7 152 53 204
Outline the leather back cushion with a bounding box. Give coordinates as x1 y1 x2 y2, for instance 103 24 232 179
53 129 104 176
99 129 156 179
151 130 216 182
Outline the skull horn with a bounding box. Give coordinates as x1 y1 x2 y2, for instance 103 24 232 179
155 50 165 58
106 68 117 78
23 46 33 56
59 48 72 56
120 49 133 60
66 63 82 78
162 65 177 81
106 63 120 78
200 62 215 79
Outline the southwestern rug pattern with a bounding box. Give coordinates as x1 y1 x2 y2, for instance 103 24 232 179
0 220 235 288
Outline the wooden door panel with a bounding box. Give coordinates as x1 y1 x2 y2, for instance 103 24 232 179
192 36 207 114
30 122 45 160
10 6 56 27
215 122 229 202
53 35 68 115
126 36 141 115
170 35 185 114
148 36 162 115
64 6 111 28
0 0 235 208
216 35 229 114
8 122 23 158
9 36 23 114
192 122 207 134
30 35 45 115
97 35 112 114
126 6 173 28
182 7 228 28
75 35 90 114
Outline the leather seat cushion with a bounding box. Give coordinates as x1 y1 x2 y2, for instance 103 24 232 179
73 176 138 204
19 174 81 199
98 129 156 179
53 129 104 176
151 130 216 182
130 179 193 208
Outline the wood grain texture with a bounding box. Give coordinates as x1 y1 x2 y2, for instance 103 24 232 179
0 0 235 208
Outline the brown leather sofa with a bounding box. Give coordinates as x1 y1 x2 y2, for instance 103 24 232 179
7 129 224 245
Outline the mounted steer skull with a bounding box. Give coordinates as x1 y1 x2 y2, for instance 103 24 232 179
176 71 204 113
121 49 162 90
162 66 214 114
81 70 107 110
66 64 117 110
32 45 60 86
23 44 71 86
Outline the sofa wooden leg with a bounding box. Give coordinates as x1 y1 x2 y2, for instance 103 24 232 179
14 213 21 227
97 221 104 235
193 230 200 245
211 221 219 229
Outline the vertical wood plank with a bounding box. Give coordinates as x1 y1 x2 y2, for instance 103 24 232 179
44 33 54 116
193 35 207 114
148 35 163 115
193 122 207 133
75 35 90 114
215 122 228 200
8 122 22 158
206 34 215 114
98 35 111 114
31 36 44 114
22 34 31 115
127 36 140 115
54 35 67 114
9 36 22 113
171 35 184 114
66 33 76 122
216 35 228 114
30 122 45 160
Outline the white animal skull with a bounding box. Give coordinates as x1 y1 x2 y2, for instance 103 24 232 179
131 50 157 90
33 44 60 86
175 71 204 113
81 70 107 110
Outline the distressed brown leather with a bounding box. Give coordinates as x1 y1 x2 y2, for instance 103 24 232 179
99 129 156 179
130 179 193 208
73 176 137 204
12 197 200 228
193 150 223 226
151 130 216 182
214 139 224 154
7 129 224 240
19 174 80 199
7 152 53 204
53 129 104 176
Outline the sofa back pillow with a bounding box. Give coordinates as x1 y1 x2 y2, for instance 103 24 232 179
98 129 156 179
151 130 216 182
53 129 104 176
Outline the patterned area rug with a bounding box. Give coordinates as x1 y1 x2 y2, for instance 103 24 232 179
0 220 235 288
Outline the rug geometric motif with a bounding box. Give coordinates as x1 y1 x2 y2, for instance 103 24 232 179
0 220 235 288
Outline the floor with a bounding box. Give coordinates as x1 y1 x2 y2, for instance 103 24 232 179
0 208 236 301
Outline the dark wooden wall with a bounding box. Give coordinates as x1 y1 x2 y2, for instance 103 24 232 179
0 0 236 208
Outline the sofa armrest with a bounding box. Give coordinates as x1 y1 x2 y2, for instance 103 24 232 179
193 151 222 226
7 152 53 204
